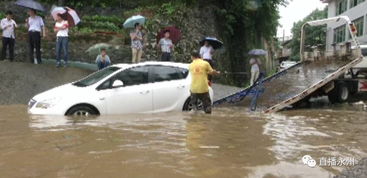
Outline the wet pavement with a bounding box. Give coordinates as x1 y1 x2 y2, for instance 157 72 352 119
0 62 92 105
0 105 366 178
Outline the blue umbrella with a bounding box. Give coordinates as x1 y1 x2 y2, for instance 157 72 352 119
15 0 45 12
248 49 267 56
123 15 146 29
200 37 223 49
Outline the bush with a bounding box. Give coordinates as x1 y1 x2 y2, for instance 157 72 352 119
74 15 123 34
0 13 5 19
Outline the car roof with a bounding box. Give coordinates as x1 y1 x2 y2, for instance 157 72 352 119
112 61 189 69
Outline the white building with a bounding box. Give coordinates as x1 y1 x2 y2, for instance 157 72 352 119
322 0 367 52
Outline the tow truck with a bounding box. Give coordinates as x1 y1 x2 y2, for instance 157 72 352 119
213 16 367 113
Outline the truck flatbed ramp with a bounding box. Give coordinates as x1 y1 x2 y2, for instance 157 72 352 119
213 57 362 113
214 16 364 113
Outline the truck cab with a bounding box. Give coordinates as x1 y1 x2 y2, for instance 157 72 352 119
324 45 367 103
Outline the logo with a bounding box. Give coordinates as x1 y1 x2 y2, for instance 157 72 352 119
302 155 317 168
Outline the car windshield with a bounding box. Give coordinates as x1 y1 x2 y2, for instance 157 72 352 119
73 67 120 87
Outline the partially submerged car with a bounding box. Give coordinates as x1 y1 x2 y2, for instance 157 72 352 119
28 62 214 116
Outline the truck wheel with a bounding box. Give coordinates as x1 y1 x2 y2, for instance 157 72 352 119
328 82 349 103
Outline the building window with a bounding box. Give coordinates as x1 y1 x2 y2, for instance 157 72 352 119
353 17 364 37
334 25 346 43
350 0 365 8
336 0 348 15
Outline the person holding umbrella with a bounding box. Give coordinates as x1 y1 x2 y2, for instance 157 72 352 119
158 30 174 61
54 13 69 67
249 57 260 86
1 11 17 62
26 9 46 64
248 49 266 86
200 40 215 67
130 23 145 63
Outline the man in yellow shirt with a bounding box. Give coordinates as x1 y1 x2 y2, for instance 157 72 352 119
189 51 220 114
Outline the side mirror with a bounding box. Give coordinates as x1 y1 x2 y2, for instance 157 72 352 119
112 80 124 88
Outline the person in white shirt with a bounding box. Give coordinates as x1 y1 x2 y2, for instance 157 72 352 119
54 13 69 67
1 11 17 61
249 58 260 86
200 40 215 81
26 9 46 64
158 30 174 61
200 41 215 66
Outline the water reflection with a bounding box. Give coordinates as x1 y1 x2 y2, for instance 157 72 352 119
0 105 366 177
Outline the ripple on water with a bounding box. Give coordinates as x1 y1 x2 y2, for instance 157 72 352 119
0 105 367 177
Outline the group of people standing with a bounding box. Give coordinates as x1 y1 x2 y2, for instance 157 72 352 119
1 9 68 67
129 22 174 63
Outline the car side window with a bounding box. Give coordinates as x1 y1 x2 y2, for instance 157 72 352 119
152 66 188 82
114 66 149 86
98 79 112 90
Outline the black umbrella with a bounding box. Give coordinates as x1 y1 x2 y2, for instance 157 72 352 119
15 0 45 12
200 37 223 49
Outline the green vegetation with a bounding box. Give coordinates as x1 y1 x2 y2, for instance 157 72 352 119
36 0 286 86
40 0 196 8
0 12 5 19
289 7 328 61
72 15 123 34
209 0 287 85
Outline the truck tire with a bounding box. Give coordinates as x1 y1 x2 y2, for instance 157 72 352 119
328 82 349 104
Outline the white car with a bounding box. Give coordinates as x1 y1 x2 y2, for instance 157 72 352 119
279 61 297 71
28 62 214 116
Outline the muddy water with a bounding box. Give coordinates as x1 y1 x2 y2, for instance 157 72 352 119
0 105 366 178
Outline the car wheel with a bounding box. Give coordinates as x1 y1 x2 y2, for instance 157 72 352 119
183 98 203 111
66 105 98 116
328 82 349 104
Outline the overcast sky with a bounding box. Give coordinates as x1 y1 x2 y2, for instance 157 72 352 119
277 0 327 37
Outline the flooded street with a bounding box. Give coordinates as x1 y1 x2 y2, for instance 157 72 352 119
0 105 366 178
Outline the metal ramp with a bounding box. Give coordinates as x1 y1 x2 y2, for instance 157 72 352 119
213 16 364 113
213 57 363 113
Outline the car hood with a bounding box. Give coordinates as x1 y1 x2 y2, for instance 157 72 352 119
32 83 88 101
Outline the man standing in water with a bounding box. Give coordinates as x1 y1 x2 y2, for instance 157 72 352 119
1 11 17 62
26 9 46 64
189 51 220 114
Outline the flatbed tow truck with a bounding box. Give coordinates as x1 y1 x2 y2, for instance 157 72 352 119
213 16 367 113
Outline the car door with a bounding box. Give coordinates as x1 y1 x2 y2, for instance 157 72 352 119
150 65 189 112
99 66 153 114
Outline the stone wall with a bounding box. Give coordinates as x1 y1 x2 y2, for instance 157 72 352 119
1 1 220 65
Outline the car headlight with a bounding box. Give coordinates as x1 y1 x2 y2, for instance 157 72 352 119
28 99 37 109
35 98 61 109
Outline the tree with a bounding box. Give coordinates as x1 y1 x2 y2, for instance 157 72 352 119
289 7 328 61
208 0 287 85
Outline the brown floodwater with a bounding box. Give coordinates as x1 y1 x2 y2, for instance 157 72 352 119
0 105 366 178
